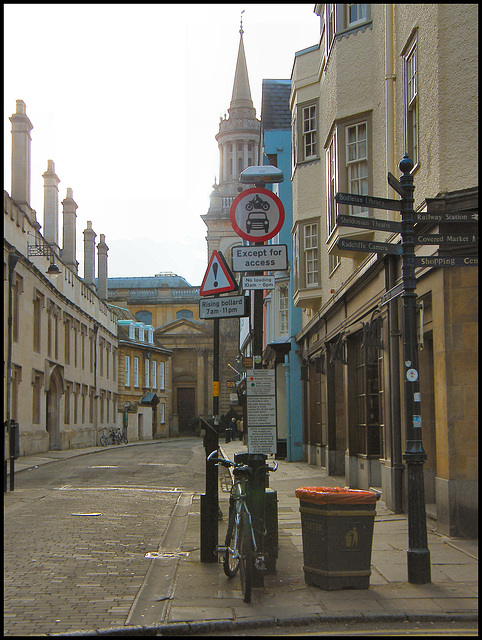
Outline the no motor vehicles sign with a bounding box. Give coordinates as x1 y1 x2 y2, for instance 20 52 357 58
230 187 285 242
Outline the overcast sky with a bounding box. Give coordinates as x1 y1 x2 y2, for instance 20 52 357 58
4 4 320 286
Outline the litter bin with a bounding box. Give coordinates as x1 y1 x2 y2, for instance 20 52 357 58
295 486 377 590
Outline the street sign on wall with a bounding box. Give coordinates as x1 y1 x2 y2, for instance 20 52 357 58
230 187 285 242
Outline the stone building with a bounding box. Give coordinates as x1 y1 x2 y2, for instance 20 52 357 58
290 4 478 537
107 274 214 434
4 100 118 456
107 303 173 439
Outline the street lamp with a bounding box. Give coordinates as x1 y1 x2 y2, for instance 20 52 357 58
27 240 61 278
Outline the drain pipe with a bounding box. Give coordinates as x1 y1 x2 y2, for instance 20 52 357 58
385 4 396 202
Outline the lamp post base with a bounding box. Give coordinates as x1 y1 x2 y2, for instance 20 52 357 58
407 548 431 584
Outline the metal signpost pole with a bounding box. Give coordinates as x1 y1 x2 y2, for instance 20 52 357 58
200 303 219 563
398 155 431 584
231 167 285 583
248 238 267 587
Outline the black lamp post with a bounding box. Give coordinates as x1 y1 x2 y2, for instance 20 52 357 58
399 154 431 584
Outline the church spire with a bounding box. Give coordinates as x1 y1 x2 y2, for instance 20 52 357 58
230 11 253 110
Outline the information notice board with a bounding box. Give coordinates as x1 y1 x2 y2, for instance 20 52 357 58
246 370 277 455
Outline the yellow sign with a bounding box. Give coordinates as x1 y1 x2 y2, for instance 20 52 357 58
213 381 219 396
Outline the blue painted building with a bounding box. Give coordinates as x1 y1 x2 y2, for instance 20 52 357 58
260 79 303 461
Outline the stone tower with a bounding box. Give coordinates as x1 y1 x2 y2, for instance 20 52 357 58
201 18 260 419
201 18 261 262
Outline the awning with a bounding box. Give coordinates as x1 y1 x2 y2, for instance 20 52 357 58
140 392 160 406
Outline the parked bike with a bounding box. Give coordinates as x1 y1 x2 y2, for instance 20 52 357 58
207 450 277 602
99 427 128 446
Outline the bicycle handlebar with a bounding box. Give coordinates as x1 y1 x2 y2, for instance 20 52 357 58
207 450 278 472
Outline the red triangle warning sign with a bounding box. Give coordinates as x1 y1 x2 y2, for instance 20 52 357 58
199 250 238 296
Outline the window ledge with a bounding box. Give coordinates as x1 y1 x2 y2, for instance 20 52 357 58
293 287 322 310
335 21 373 42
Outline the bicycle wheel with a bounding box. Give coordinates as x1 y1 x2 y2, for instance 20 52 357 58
239 513 253 603
223 504 240 577
121 434 128 444
100 434 109 447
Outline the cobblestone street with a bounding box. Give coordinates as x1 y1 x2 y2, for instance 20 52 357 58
4 440 202 636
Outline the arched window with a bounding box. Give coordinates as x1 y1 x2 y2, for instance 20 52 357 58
176 309 193 320
136 310 152 324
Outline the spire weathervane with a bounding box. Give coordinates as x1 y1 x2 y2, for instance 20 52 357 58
240 9 244 35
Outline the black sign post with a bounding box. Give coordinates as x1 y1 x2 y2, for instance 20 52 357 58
396 155 431 584
336 160 478 584
200 300 219 563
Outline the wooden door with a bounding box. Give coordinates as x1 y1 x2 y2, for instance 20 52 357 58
177 387 195 432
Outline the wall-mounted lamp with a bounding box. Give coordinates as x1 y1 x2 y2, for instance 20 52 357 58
27 241 61 278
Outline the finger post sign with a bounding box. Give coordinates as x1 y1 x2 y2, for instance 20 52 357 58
230 187 285 242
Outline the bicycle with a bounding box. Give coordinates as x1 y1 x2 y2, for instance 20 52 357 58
110 427 128 445
100 427 128 446
100 429 110 447
207 450 277 603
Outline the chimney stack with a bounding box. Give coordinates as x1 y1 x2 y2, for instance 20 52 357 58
61 187 78 273
83 221 96 288
97 233 109 300
10 99 33 208
43 160 60 250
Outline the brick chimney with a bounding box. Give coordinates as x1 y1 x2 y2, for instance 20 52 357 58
97 233 109 300
43 160 60 250
61 187 78 273
10 100 33 209
83 221 97 289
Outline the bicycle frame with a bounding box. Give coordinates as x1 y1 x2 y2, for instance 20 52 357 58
229 476 259 564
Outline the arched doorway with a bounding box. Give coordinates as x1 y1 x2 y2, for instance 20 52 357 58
46 365 63 451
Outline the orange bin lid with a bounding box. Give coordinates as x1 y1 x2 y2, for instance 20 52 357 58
295 486 377 505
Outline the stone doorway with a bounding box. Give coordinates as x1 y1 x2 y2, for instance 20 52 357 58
46 365 62 450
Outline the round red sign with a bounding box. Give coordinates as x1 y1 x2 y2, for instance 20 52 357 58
230 187 285 242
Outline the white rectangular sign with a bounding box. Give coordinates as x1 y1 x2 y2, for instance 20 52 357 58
248 427 277 455
231 244 288 272
246 369 276 396
247 396 276 426
242 275 275 290
199 295 248 319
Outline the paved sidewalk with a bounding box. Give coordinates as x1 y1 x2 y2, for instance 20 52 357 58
151 439 477 635
5 439 478 636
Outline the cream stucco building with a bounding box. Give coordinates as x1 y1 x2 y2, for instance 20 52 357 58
290 4 477 537
4 101 119 456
